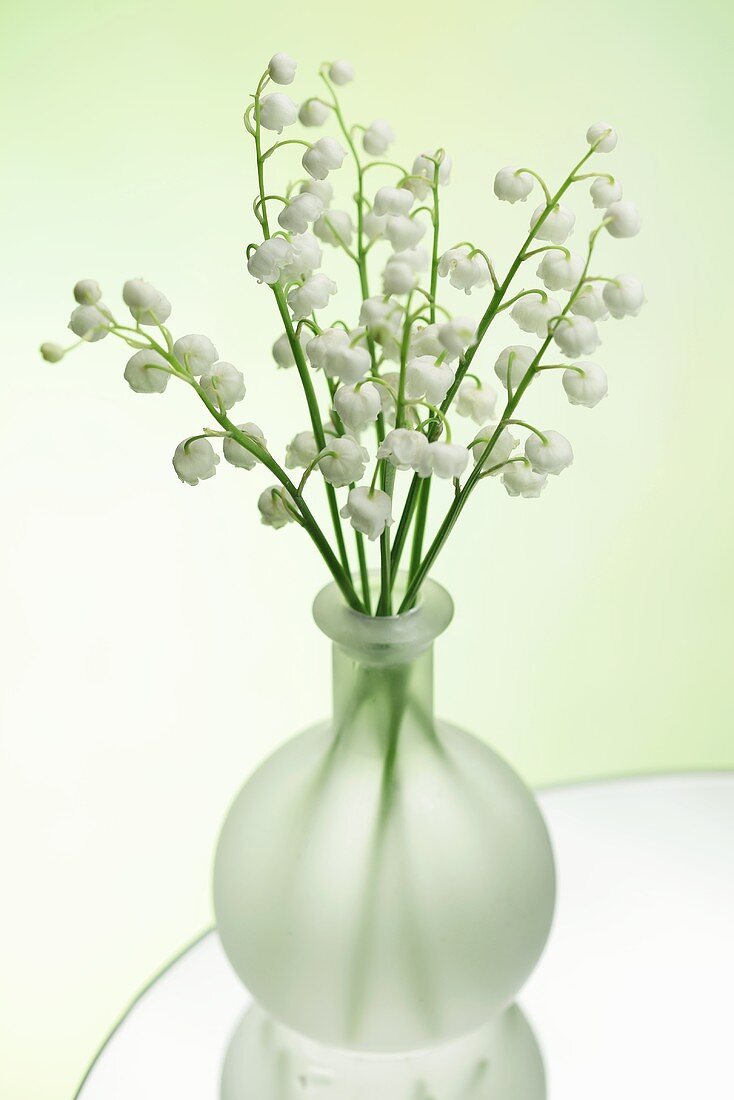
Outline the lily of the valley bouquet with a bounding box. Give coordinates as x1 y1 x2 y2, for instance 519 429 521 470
42 52 643 618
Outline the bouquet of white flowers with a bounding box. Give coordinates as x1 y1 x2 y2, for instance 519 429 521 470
41 52 642 618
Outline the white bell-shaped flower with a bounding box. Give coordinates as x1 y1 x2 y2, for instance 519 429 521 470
570 283 609 321
438 317 475 360
385 214 426 251
537 251 585 291
173 437 219 485
340 487 393 541
562 362 608 407
586 122 618 152
73 279 102 304
247 237 295 284
318 436 368 487
299 98 330 127
299 178 333 207
258 485 297 528
279 233 323 280
199 361 246 409
530 203 575 244
122 279 171 325
302 136 347 180
267 53 296 85
173 334 218 376
40 342 65 362
68 304 110 342
502 459 548 498
406 152 452 199
272 328 311 369
405 355 454 404
602 275 645 318
223 422 267 470
494 345 536 390
306 328 348 370
525 429 573 474
510 294 560 338
329 59 354 85
313 209 354 248
383 257 417 295
363 210 388 241
285 430 319 469
360 296 400 330
373 186 414 217
410 323 443 359
438 246 491 294
278 192 324 234
321 340 371 383
334 382 381 432
553 314 601 358
604 200 641 238
493 167 534 203
363 119 395 156
456 379 497 423
377 428 429 470
287 273 337 320
124 349 170 393
590 177 623 209
416 441 469 480
259 93 298 133
471 425 519 472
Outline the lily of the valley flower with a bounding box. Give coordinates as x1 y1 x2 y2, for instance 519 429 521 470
223 423 267 469
258 485 297 527
493 167 534 203
317 436 369 487
406 152 452 199
247 237 294 284
494 344 536 390
438 316 475 360
363 119 395 156
122 278 171 325
279 233 322 280
586 122 618 152
405 355 454 404
313 209 354 248
299 98 330 127
590 177 623 209
259 93 298 133
267 53 296 85
385 214 426 251
525 429 573 474
340 487 393 541
302 136 347 180
199 361 246 410
553 314 601 358
604 200 641 238
530 203 575 244
328 59 354 85
415 442 469 480
285 430 319 469
602 275 645 318
502 459 548 498
570 283 609 321
471 425 519 472
287 273 337 320
173 334 218 375
438 246 491 294
333 382 381 432
73 279 102 304
373 186 414 217
68 304 110 342
124 349 170 393
456 378 498 423
173 437 219 485
537 251 585 292
562 362 609 407
377 428 429 470
278 192 324 234
510 294 560 338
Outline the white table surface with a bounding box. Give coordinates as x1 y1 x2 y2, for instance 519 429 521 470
76 774 734 1100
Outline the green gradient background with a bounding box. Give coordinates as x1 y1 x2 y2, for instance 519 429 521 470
1 0 732 1096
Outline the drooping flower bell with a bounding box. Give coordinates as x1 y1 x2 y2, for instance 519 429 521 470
494 345 536 390
328 59 355 85
278 192 324 234
405 355 454 404
553 314 601 358
502 459 548 498
604 200 641 238
562 362 608 407
223 423 267 469
317 436 369 487
406 151 452 199
199 361 246 410
590 177 623 209
373 186 414 217
258 93 298 133
287 273 337 320
124 349 171 393
586 122 618 152
279 233 323 281
333 382 381 432
493 167 534 204
438 316 475 360
416 442 470 480
272 328 311 369
285 430 319 469
363 119 395 156
247 237 294 284
510 295 560 338
302 137 347 180
122 278 171 325
530 204 575 244
68 304 110 342
377 428 429 470
456 379 498 423
340 487 393 541
537 251 585 292
313 209 354 248
73 279 103 305
173 437 219 485
267 52 297 85
525 429 573 474
570 283 609 321
299 98 330 127
438 246 491 294
258 485 297 528
602 275 645 318
385 214 426 251
320 338 371 383
471 425 519 472
299 178 334 207
173 334 218 376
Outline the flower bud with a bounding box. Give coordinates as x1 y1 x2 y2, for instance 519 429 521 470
259 92 298 133
313 209 354 248
602 275 645 318
493 167 533 204
537 251 585 292
40 342 65 362
416 441 469 480
329 59 355 85
122 279 171 325
586 122 618 152
363 119 395 156
173 334 218 376
267 53 296 85
502 459 548 498
258 485 297 528
173 437 219 485
456 379 497 424
286 430 319 469
562 362 608 407
299 98 330 127
553 314 601 358
340 487 393 541
570 284 609 321
377 428 429 470
530 203 575 244
287 273 337 319
604 200 641 239
318 436 368 487
247 237 295 284
405 355 454 404
471 425 518 472
302 137 347 180
68 304 110 342
510 295 560 338
525 429 573 475
590 177 623 209
494 345 535 390
199 361 246 410
73 279 102 304
278 193 324 234
124 349 170 393
334 381 381 432
223 423 267 470
373 186 414 217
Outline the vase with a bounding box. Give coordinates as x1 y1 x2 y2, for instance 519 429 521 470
213 578 555 1099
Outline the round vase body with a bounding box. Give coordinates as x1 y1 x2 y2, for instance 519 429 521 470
213 581 555 1053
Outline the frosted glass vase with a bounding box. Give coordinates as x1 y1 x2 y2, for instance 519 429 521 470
214 579 555 1098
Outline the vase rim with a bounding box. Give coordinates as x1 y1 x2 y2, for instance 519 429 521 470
313 574 454 664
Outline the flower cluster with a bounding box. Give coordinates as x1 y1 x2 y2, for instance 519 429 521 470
41 58 642 617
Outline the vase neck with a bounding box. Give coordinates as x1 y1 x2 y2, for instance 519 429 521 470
331 641 435 752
